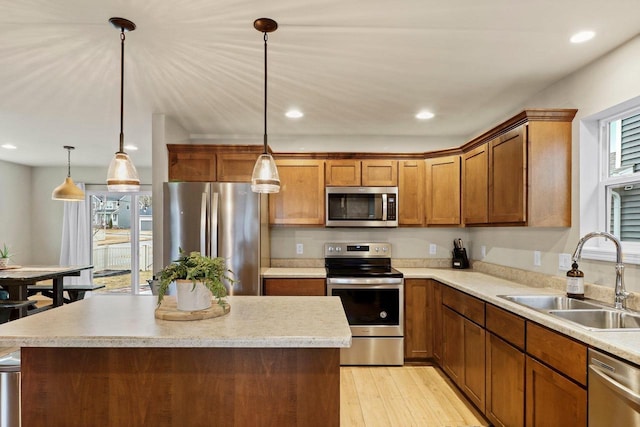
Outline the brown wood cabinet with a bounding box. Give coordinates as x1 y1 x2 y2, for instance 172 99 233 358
489 126 527 224
404 279 434 360
167 144 264 182
398 160 425 225
432 282 443 364
441 286 486 412
263 278 326 296
325 160 361 186
461 109 576 227
425 155 461 225
485 305 526 427
168 145 217 182
269 159 325 226
361 160 398 186
462 144 489 225
526 356 587 427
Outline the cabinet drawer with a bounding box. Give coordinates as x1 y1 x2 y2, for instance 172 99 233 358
486 304 525 350
263 279 326 296
526 323 587 385
442 286 485 326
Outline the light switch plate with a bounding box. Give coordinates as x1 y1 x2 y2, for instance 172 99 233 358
534 251 541 266
296 243 304 255
481 245 486 258
559 253 572 270
429 244 437 255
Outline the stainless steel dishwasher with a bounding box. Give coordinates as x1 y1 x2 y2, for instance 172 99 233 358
589 348 640 426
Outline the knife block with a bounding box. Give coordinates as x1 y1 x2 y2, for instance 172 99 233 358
452 248 470 269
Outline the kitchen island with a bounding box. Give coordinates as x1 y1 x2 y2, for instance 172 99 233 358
0 295 351 427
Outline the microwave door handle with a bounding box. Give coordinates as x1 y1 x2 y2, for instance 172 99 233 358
382 193 388 220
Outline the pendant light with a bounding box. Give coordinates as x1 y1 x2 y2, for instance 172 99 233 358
106 17 140 192
52 146 85 201
251 18 280 194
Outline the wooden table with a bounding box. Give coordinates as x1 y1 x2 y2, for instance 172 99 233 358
0 265 93 317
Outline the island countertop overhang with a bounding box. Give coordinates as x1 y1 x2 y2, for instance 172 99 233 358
0 295 352 348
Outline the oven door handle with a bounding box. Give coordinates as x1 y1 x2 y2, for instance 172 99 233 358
327 277 403 285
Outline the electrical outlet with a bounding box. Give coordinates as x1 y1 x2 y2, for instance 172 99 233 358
534 251 541 266
481 245 486 258
429 244 437 255
559 253 572 270
296 243 304 255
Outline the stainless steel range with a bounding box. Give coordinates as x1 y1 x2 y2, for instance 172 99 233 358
325 242 404 366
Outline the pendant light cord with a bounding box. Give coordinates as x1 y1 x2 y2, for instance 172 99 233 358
119 30 126 154
66 148 71 177
263 32 268 154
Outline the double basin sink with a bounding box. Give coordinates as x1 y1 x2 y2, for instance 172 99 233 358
499 295 640 331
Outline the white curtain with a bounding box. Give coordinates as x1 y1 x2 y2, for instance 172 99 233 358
59 183 92 285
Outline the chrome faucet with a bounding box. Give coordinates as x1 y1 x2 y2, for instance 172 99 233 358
572 231 629 310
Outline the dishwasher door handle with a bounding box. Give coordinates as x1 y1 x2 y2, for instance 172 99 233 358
589 364 640 407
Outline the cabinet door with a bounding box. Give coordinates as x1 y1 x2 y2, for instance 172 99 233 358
486 333 525 427
462 144 488 224
168 148 216 182
463 319 486 412
489 125 527 224
216 152 258 182
325 160 361 186
432 282 443 364
425 155 461 225
404 279 433 360
263 278 325 296
269 160 325 225
361 160 398 186
442 306 464 385
525 356 587 427
398 160 425 225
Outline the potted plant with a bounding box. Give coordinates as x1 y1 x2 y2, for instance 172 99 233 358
157 250 235 311
0 244 11 269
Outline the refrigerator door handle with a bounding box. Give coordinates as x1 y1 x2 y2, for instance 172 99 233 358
211 192 219 257
200 192 208 255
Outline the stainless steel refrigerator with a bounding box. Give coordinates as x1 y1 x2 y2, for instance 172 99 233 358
163 182 269 295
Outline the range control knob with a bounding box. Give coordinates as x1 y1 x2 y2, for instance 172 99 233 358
380 311 388 319
375 247 380 252
382 247 388 252
336 247 342 252
327 246 334 252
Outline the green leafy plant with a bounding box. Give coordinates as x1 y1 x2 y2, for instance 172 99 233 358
157 249 235 306
0 244 11 259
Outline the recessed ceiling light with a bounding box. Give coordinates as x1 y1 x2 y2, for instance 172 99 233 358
570 30 595 44
285 109 304 119
124 144 138 151
1 144 17 150
416 111 435 120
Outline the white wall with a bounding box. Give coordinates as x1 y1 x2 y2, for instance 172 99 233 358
0 160 32 265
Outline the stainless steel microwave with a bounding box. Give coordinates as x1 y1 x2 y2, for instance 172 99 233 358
325 187 398 227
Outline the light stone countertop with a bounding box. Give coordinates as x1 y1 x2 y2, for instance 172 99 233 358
0 295 351 349
264 266 640 365
263 267 326 278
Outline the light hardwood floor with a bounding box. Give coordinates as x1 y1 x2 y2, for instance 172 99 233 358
341 366 489 427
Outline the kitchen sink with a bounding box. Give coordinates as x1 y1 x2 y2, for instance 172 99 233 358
499 295 604 311
549 309 640 331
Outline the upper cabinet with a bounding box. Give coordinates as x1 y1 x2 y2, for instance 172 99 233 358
461 109 576 227
425 155 461 226
398 160 425 225
326 159 398 186
167 145 261 182
269 159 325 226
361 160 398 186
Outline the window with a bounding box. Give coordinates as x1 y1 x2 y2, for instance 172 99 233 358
600 110 640 243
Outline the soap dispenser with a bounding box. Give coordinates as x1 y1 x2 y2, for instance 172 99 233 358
566 262 585 299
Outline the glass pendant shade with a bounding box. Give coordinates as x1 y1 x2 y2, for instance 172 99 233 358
52 177 85 201
251 153 280 193
107 152 140 192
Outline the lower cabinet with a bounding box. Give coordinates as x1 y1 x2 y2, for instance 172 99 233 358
404 279 434 360
486 332 525 427
525 356 587 427
263 278 326 296
442 306 464 383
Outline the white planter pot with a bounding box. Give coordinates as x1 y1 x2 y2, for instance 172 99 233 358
174 280 212 311
0 258 8 269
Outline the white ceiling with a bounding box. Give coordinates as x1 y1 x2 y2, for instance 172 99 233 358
0 0 639 168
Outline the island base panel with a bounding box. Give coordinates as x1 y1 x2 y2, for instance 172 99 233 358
21 347 340 427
